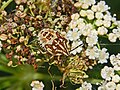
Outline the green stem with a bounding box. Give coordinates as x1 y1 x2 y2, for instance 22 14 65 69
85 78 103 85
33 73 62 81
97 43 101 49
30 8 35 16
0 0 13 11
24 8 28 13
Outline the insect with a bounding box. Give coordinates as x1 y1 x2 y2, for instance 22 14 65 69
38 28 69 60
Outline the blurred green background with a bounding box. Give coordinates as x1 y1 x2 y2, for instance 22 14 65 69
0 0 120 90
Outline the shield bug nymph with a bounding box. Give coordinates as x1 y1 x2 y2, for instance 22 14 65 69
38 28 69 60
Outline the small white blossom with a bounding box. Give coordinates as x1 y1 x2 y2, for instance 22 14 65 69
82 24 94 36
116 84 120 90
110 54 120 71
95 19 103 26
95 12 103 19
86 34 98 46
7 61 13 66
113 28 120 39
103 20 111 28
98 86 106 90
77 18 84 24
101 66 114 81
91 5 98 12
97 1 110 12
69 20 77 29
74 2 82 8
86 29 98 46
67 28 81 41
98 48 109 64
83 0 96 6
112 17 117 25
80 81 92 90
105 81 116 90
31 81 44 90
86 10 94 20
85 46 99 59
108 33 117 42
70 40 83 55
103 14 112 21
79 0 96 9
98 81 107 90
112 74 120 83
81 3 89 9
77 20 86 30
18 5 24 11
98 26 108 35
80 10 87 17
71 13 80 20
116 53 120 59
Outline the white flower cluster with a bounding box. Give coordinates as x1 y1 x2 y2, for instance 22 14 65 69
31 80 44 90
110 53 120 71
85 47 109 63
66 0 120 65
70 0 120 89
77 81 92 90
98 81 120 90
108 28 120 42
99 53 120 90
67 17 83 55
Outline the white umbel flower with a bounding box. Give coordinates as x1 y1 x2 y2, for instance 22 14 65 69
98 48 109 64
82 23 94 36
69 20 77 29
103 20 111 28
98 86 106 90
103 14 112 21
110 54 120 71
98 26 108 35
105 81 116 90
108 33 117 42
95 12 103 19
112 74 120 83
31 81 44 90
77 18 85 30
81 81 92 90
83 0 96 6
67 28 81 41
86 30 98 46
116 84 120 90
113 28 120 39
86 10 94 20
71 13 80 20
85 46 99 59
80 10 87 17
81 3 89 9
95 19 103 26
91 5 98 12
101 66 114 81
97 1 110 12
